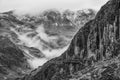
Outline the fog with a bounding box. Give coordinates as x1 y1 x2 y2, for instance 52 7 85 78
0 0 108 15
10 24 69 68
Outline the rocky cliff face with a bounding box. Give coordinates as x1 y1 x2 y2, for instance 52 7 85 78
19 0 120 80
0 36 31 80
0 12 32 80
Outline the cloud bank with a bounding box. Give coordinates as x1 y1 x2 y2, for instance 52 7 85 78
0 0 108 15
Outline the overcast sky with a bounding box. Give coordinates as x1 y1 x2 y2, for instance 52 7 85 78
0 0 109 15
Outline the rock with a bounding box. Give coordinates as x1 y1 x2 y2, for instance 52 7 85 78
0 36 31 80
0 3 96 80
19 0 120 80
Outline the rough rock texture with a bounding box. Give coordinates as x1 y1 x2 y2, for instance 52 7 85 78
19 0 120 80
0 36 31 80
0 11 33 80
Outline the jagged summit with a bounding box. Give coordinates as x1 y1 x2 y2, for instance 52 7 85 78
18 0 120 80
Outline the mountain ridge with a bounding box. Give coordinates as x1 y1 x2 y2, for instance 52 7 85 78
0 8 96 79
18 0 120 80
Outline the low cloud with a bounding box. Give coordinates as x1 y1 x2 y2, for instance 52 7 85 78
0 0 108 15
10 24 69 68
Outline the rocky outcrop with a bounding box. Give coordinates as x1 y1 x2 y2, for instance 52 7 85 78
19 0 120 80
0 36 31 80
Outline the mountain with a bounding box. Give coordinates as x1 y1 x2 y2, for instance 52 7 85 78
0 8 95 60
0 12 32 80
0 36 31 80
17 9 96 39
0 8 95 79
18 0 120 80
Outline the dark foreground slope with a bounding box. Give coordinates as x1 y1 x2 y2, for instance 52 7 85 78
19 0 120 80
0 36 31 80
